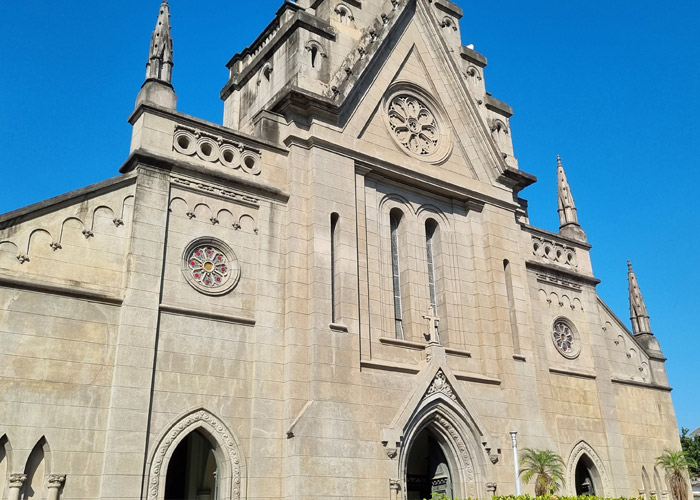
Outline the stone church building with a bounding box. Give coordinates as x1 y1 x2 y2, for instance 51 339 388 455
0 1 681 499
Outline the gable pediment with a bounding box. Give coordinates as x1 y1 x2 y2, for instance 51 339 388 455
331 3 511 185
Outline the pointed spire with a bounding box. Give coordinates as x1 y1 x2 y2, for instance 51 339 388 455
136 0 176 109
146 0 173 84
628 260 652 335
556 155 587 242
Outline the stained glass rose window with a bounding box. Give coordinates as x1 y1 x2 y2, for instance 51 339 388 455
182 238 240 295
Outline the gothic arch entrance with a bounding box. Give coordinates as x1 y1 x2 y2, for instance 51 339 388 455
566 441 609 497
146 408 245 500
164 430 218 500
406 428 454 500
574 454 600 496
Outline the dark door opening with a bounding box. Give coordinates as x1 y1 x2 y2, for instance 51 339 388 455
164 430 218 500
406 428 453 500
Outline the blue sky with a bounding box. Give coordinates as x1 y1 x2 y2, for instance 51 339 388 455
1 1 699 431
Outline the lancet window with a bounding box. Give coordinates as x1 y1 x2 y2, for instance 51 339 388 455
390 209 405 339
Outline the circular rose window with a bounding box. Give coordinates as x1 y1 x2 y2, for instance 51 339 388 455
383 84 452 164
182 238 240 295
552 320 580 359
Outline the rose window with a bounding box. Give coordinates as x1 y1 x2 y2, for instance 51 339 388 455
182 238 240 295
552 320 580 358
188 246 229 288
388 95 439 157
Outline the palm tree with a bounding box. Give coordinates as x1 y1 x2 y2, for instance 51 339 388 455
519 448 566 496
656 449 697 500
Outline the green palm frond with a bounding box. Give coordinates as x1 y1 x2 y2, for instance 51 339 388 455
656 449 695 500
519 448 566 496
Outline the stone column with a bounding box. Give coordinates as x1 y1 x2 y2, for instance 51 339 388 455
389 479 401 500
8 474 27 500
48 474 66 500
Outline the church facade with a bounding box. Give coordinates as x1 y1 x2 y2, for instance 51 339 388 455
0 1 681 499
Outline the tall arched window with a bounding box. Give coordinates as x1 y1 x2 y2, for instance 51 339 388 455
330 213 340 322
503 259 521 355
425 219 440 341
390 209 404 339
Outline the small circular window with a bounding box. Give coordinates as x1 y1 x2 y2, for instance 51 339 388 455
552 319 580 359
182 238 240 295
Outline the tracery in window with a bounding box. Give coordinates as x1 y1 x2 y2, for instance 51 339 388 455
552 319 580 359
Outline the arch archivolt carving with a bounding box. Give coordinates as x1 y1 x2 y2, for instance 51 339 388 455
396 394 491 500
566 440 610 497
146 408 245 500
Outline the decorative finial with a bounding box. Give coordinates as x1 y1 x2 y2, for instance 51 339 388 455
628 260 652 335
556 155 587 243
135 0 177 109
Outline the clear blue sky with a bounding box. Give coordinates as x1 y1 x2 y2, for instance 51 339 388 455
1 1 698 431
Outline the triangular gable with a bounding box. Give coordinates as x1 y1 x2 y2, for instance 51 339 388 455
332 0 508 184
381 363 500 464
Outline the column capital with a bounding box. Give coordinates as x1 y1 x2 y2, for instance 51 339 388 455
48 474 67 488
9 473 27 488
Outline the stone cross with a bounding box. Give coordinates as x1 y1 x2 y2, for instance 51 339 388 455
423 305 440 345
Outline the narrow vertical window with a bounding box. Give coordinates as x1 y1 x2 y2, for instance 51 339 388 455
311 45 318 68
390 210 404 339
425 219 439 339
504 259 521 354
330 213 340 322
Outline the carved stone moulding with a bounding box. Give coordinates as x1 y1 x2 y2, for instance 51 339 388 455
383 83 453 164
182 237 241 296
532 235 577 268
173 125 262 176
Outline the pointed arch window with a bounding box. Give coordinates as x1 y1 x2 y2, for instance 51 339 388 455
425 219 439 334
330 213 340 322
390 209 404 339
503 259 521 355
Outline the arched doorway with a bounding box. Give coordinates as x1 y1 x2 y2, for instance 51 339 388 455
575 454 601 496
406 427 454 500
164 430 218 500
